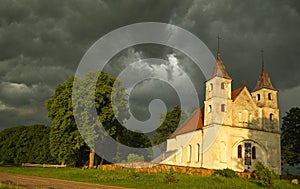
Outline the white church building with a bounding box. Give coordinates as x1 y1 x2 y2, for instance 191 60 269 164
160 48 281 174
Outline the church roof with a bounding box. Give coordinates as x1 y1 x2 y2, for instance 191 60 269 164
231 86 245 100
168 106 204 138
253 63 276 92
208 49 232 80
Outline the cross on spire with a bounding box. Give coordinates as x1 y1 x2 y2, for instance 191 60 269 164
261 49 265 71
216 33 221 60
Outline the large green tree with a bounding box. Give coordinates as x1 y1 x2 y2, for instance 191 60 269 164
72 71 129 168
46 72 130 167
46 76 86 166
281 107 300 166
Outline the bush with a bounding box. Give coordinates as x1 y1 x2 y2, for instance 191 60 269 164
253 161 275 187
164 167 179 183
126 154 144 162
212 168 238 178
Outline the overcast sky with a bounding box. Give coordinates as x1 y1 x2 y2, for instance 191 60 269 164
0 0 300 130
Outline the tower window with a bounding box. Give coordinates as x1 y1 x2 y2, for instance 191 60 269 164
210 83 213 91
268 93 272 100
208 105 212 113
270 113 274 121
238 145 242 158
221 82 225 89
252 146 256 159
257 94 260 101
221 104 226 112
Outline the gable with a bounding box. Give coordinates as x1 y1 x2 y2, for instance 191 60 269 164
232 86 257 109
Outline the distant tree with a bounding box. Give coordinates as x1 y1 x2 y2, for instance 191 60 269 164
281 107 300 166
152 106 186 146
0 125 56 164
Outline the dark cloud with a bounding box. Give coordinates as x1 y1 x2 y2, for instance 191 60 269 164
0 0 299 129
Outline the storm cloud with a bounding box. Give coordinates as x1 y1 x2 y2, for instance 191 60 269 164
0 0 299 129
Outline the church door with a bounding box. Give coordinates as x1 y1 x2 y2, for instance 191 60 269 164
244 143 252 165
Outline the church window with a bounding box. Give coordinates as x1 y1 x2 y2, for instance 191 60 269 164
210 83 213 91
257 94 261 101
249 114 253 122
268 93 272 100
187 145 192 162
252 146 256 159
221 104 226 112
270 113 274 121
196 144 201 162
221 82 225 89
208 105 212 113
238 145 242 158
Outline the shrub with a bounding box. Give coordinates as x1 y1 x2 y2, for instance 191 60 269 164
212 168 238 178
126 154 144 162
253 161 274 187
164 167 179 183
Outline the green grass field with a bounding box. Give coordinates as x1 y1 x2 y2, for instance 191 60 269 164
0 166 299 189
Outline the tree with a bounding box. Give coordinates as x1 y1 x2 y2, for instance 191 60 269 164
72 71 129 168
152 106 186 146
46 72 129 167
281 107 300 166
46 76 86 166
0 125 56 164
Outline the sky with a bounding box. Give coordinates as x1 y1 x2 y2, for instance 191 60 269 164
0 0 300 130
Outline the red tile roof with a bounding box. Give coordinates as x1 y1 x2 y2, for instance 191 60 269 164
168 106 204 138
231 86 245 101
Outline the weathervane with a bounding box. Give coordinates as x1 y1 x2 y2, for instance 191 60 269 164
216 33 221 60
261 49 265 70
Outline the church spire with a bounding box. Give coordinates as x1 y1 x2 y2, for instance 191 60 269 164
253 49 276 91
208 34 231 80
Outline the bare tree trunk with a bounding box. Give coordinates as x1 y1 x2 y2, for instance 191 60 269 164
89 148 95 169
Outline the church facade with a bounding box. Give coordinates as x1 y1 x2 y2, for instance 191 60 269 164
160 48 281 174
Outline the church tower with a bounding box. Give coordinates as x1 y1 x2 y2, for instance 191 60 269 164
251 50 279 132
204 40 232 127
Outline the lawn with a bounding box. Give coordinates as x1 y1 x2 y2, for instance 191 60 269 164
0 166 298 189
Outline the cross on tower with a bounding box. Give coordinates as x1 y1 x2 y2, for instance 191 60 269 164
216 34 221 50
261 49 265 70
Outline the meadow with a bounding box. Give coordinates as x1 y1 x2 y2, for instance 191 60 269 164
0 166 299 189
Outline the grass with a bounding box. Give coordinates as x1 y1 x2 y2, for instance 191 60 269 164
0 166 299 189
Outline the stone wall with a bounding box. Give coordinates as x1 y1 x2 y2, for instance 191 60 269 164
98 163 251 178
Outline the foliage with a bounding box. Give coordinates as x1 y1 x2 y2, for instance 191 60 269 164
164 167 179 184
126 153 144 162
0 125 57 164
212 168 238 178
45 76 87 166
152 106 186 146
281 107 300 166
253 161 274 187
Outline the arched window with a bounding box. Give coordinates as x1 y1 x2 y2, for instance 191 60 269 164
270 113 274 121
208 105 212 113
221 82 225 89
257 94 260 101
187 145 192 162
238 145 242 158
210 83 213 91
221 104 226 112
197 144 201 162
268 93 272 100
252 146 256 159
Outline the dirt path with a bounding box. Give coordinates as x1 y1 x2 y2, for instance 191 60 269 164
0 172 132 189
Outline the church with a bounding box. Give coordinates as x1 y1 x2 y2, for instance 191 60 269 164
160 47 281 174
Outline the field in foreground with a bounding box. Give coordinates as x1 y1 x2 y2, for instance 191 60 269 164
0 166 299 189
